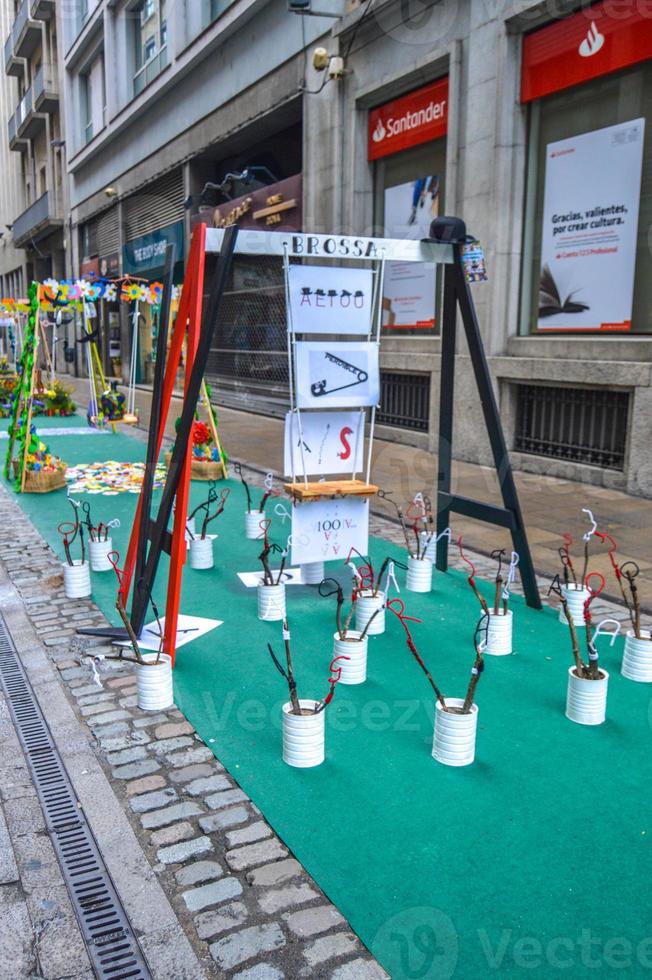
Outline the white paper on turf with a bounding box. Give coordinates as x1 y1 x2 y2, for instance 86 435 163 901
294 341 379 409
117 615 223 652
237 568 305 587
283 410 364 477
287 264 373 335
537 118 644 331
290 498 369 564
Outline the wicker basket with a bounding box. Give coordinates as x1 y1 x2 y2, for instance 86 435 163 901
164 451 224 481
12 459 67 493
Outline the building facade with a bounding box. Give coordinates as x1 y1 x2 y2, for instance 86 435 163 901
3 0 67 285
39 1 652 496
0 1 28 299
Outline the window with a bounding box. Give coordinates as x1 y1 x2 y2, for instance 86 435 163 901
514 384 629 470
521 66 652 334
133 0 168 96
374 139 446 336
378 372 431 431
143 35 156 62
206 0 235 27
81 52 106 146
81 73 93 143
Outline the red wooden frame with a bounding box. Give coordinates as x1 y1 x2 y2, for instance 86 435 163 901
119 223 207 665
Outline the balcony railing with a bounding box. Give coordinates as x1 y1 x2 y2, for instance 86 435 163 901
4 28 24 77
133 44 168 96
13 190 61 244
16 85 33 131
30 0 55 17
12 0 41 60
14 0 28 41
33 62 57 110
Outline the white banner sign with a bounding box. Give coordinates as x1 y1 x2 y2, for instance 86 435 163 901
284 411 365 477
538 118 644 331
287 265 373 335
383 178 438 330
294 341 379 409
290 498 369 565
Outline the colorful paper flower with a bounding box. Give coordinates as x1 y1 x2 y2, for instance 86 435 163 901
42 278 60 301
192 421 211 447
122 282 142 302
104 283 117 302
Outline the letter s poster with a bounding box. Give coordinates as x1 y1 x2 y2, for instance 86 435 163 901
287 264 373 334
291 498 369 565
284 411 365 477
537 118 644 332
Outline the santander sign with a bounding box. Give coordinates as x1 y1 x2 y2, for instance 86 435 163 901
368 77 448 161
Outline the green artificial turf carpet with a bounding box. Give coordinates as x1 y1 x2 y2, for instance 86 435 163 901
6 425 651 979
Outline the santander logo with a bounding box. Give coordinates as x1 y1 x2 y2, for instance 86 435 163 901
372 118 386 143
578 20 605 57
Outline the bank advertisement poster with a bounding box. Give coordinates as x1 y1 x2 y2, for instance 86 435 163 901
383 177 439 330
284 410 365 478
287 265 373 334
537 118 644 331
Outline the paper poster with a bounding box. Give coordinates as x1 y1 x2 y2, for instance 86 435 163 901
117 615 223 652
237 568 305 587
461 240 488 283
383 177 439 330
294 341 379 409
537 118 644 331
287 265 373 335
284 410 365 477
290 498 369 565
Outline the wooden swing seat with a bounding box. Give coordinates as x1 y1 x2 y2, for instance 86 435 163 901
284 479 378 501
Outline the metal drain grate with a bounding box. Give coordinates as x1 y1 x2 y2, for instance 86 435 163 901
0 619 151 980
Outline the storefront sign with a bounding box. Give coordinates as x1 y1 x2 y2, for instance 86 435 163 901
382 177 440 329
521 1 652 103
79 257 99 278
210 175 302 232
284 410 365 477
99 253 120 279
123 220 185 276
287 265 373 334
368 77 448 161
537 118 645 332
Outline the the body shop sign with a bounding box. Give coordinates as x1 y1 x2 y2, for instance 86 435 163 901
368 77 448 161
123 220 184 276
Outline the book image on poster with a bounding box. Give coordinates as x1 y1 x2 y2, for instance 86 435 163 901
288 265 374 335
284 410 365 477
290 497 369 565
537 118 644 331
294 341 379 409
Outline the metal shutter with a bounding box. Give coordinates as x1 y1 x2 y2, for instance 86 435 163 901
123 168 184 242
96 206 119 255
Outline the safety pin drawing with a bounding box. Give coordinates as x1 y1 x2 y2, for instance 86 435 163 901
311 352 368 397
